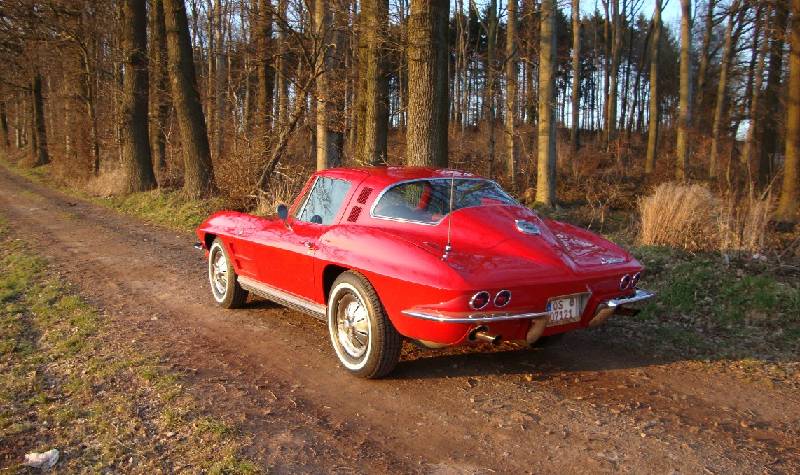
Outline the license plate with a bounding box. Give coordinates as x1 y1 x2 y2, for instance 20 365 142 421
546 296 582 327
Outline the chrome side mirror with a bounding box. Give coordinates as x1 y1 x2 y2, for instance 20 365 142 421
276 204 289 221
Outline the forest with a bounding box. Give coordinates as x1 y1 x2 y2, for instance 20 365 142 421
0 0 798 241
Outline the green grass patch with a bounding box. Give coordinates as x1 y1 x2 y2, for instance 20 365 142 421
0 222 257 472
95 189 229 232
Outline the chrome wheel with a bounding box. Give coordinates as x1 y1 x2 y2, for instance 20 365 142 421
335 292 370 359
209 244 228 301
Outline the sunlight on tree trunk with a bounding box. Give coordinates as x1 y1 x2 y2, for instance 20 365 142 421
536 0 557 207
775 0 799 223
645 0 661 175
676 0 692 181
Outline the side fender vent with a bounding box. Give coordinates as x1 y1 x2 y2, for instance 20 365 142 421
347 206 362 222
356 187 373 204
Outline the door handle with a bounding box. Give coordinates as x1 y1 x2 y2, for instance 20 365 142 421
303 241 317 251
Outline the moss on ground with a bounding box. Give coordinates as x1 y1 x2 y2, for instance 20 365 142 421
0 218 257 473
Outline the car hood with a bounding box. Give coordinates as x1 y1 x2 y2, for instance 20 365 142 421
376 205 636 286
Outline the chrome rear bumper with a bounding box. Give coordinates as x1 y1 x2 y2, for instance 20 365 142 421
589 289 655 327
401 308 551 324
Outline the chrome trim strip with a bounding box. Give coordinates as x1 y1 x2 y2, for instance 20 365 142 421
238 276 326 320
368 176 520 226
606 288 655 308
400 309 551 324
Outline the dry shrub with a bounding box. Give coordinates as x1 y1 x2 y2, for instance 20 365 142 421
638 182 772 253
85 168 126 196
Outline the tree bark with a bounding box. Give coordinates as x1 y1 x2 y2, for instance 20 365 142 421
120 0 157 193
163 0 215 197
694 0 716 126
314 0 341 170
485 0 498 175
606 0 621 145
0 101 8 148
759 2 789 188
149 0 170 180
406 0 449 167
570 0 580 152
676 0 692 181
742 12 767 176
524 0 538 126
776 0 799 222
256 0 275 132
358 0 389 165
506 0 519 188
275 0 289 128
31 73 49 167
212 0 226 162
536 0 557 207
708 0 738 179
645 0 661 174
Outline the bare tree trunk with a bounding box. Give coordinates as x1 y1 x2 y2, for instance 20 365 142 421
742 12 767 174
536 0 556 207
275 0 288 128
570 0 580 152
759 2 789 188
120 0 157 192
708 0 738 179
694 0 716 126
358 0 389 165
31 73 49 167
506 0 518 188
256 0 275 131
314 0 340 170
676 0 692 181
485 0 498 176
645 0 661 174
606 0 621 146
524 0 538 126
212 0 226 162
164 0 216 197
406 0 449 167
0 101 8 147
776 0 799 223
15 96 23 148
149 0 170 178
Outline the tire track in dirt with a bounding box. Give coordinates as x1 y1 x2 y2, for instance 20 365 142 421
1 166 797 473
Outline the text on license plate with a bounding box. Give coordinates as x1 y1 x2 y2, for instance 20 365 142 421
546 296 582 327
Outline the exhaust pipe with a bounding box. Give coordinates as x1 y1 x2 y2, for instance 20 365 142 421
469 326 501 345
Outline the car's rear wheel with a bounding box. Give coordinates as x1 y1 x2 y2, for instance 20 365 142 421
208 239 248 309
327 271 401 378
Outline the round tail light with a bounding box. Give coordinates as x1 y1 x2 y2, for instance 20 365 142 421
494 290 511 308
619 274 632 290
469 291 490 310
630 272 641 287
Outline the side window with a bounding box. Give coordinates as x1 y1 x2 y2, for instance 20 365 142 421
295 177 352 225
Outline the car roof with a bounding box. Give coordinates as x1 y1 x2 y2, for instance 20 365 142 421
315 166 481 189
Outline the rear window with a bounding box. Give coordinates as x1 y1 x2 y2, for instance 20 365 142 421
371 179 516 224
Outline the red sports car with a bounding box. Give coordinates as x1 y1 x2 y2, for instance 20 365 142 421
196 167 653 378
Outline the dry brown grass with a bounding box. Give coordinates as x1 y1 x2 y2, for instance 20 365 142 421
638 182 772 253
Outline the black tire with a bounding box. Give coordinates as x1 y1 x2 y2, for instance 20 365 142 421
208 239 248 309
327 271 402 378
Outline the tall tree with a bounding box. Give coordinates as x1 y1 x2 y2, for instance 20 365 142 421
314 0 340 169
570 0 581 152
759 2 789 188
536 0 557 207
211 0 226 162
120 0 156 192
645 0 661 174
275 0 289 128
708 0 739 179
0 101 8 147
776 0 799 223
358 0 389 165
163 0 215 197
31 72 49 167
742 11 768 174
149 0 169 176
406 0 449 167
505 0 519 187
256 0 275 132
676 0 692 181
606 0 621 145
694 0 716 124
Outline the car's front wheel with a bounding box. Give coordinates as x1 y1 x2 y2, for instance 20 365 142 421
327 271 401 378
208 239 248 309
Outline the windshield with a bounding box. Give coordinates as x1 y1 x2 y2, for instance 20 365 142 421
371 178 517 224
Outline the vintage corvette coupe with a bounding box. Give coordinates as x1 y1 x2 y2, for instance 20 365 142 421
196 167 653 378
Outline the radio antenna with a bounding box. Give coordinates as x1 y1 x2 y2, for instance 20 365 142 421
442 173 455 260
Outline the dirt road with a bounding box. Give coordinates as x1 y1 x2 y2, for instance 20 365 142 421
1 167 798 474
